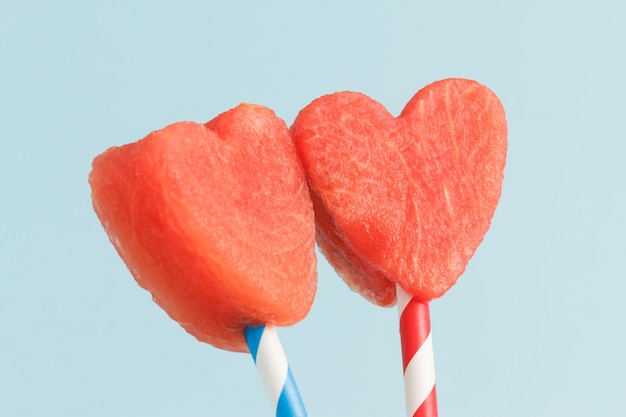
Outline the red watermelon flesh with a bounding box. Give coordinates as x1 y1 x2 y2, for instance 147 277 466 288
290 78 507 306
89 103 317 352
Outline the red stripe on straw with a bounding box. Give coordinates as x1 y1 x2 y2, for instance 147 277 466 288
399 298 431 371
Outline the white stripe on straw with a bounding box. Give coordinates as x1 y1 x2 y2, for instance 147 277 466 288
403 332 435 415
255 326 289 405
397 283 412 317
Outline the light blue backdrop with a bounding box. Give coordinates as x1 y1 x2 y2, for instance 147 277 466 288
2 1 624 416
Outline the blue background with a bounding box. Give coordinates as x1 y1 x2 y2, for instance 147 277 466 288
2 1 625 416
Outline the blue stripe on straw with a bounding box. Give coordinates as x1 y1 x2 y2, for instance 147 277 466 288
276 367 306 417
244 325 308 417
244 325 264 362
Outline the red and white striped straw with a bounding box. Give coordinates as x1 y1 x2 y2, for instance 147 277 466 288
397 284 438 417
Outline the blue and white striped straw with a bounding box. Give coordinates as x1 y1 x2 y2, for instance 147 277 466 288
244 325 307 417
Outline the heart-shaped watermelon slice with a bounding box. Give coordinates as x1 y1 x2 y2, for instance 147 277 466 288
291 78 507 306
90 103 317 352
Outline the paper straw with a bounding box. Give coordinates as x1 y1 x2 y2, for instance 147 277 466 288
397 284 438 417
244 325 307 417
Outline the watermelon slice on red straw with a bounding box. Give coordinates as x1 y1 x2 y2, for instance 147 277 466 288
291 78 507 417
